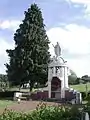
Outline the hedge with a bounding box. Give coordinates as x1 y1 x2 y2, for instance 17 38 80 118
0 91 20 100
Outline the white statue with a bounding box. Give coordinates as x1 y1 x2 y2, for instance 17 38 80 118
53 42 61 57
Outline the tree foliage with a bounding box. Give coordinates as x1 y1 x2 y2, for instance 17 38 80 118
0 74 7 82
81 75 90 83
5 4 50 90
68 71 90 85
68 70 77 85
0 74 9 91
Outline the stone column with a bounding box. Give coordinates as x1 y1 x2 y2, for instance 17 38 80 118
53 67 56 76
61 67 65 98
48 68 52 80
61 67 64 89
48 81 51 98
64 67 69 88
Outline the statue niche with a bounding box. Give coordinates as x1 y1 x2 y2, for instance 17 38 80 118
51 77 61 98
51 77 61 91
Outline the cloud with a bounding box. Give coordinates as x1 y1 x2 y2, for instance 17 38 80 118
47 24 90 77
70 0 90 4
67 57 90 77
68 0 90 18
0 20 21 31
0 38 14 74
47 24 90 55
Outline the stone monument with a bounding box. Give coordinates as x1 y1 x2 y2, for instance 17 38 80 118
30 42 82 103
48 42 69 99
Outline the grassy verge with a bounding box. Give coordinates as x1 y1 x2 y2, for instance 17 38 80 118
0 100 16 108
70 83 90 92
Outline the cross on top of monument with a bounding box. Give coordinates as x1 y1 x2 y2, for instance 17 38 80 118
53 42 61 57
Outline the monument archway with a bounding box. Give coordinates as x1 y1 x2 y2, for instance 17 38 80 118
51 77 61 91
51 77 61 99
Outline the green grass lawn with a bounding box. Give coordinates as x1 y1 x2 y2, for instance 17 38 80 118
70 83 90 92
8 87 30 92
8 83 90 93
0 100 15 108
31 83 90 93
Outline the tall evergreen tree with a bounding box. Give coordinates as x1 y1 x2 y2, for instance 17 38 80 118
5 4 50 90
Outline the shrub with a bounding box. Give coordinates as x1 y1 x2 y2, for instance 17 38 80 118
0 103 83 120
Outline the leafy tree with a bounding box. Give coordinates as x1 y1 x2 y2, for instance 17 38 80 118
81 75 90 83
68 70 77 85
75 77 80 84
82 75 88 78
5 4 50 90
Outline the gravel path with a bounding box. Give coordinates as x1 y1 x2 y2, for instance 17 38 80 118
0 100 58 113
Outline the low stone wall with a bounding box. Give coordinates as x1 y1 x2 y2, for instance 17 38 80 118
65 90 75 101
31 91 48 100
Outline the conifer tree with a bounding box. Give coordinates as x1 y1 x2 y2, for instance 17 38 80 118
5 4 50 90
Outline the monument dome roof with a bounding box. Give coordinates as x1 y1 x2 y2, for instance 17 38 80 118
48 56 67 67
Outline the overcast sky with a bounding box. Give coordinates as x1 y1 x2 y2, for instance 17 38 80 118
0 0 90 77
